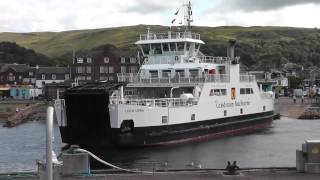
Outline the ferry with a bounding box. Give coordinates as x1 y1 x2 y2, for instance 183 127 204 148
55 2 274 148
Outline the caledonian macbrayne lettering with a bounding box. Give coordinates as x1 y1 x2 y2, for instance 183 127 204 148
216 100 250 108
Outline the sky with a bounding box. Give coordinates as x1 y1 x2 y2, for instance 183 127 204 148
1 0 320 32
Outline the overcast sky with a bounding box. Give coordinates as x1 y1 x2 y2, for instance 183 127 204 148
1 0 320 32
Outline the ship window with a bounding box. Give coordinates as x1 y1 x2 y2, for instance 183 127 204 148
210 89 227 96
151 43 162 54
150 70 158 78
162 70 171 78
263 106 266 111
186 42 191 51
175 70 185 77
191 114 195 121
189 69 199 77
224 110 227 116
240 88 254 95
169 43 176 51
162 116 168 124
163 43 169 52
240 108 243 114
177 42 184 51
141 44 150 55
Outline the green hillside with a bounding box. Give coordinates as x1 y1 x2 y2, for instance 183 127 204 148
1 25 320 69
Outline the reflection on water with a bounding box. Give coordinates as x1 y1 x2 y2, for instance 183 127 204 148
1 117 320 173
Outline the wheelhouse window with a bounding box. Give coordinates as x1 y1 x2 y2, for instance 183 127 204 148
169 42 176 51
141 44 150 55
151 43 162 54
162 43 169 52
177 42 184 51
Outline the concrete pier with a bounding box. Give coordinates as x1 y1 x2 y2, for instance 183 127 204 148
1 168 320 180
275 97 313 119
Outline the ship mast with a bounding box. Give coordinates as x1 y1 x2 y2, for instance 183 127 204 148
184 1 193 32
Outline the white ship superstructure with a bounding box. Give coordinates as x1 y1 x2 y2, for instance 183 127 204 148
57 2 274 148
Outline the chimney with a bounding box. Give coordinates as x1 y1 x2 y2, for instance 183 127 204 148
227 39 238 64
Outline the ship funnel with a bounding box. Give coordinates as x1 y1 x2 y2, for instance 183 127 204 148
227 40 238 64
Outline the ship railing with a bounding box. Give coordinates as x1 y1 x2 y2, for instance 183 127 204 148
139 31 201 41
117 73 230 84
199 56 238 64
109 97 200 107
240 75 256 82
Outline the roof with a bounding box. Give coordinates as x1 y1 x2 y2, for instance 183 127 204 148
37 67 69 74
0 64 29 73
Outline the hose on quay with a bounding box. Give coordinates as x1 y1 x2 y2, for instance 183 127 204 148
75 148 155 174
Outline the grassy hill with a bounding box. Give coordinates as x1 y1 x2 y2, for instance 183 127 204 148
1 25 320 69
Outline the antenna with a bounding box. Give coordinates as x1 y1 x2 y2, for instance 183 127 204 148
185 1 193 31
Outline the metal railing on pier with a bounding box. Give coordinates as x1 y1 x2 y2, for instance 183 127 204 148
110 97 199 107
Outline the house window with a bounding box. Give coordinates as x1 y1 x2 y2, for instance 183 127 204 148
121 57 126 63
100 76 108 80
86 76 92 80
130 57 136 63
18 75 22 80
109 76 114 81
41 74 46 80
162 116 168 124
86 57 92 63
29 72 34 76
104 57 109 63
129 66 138 73
86 66 91 73
52 74 56 80
121 66 126 73
65 74 70 80
76 66 85 73
77 57 83 63
109 66 114 73
8 74 15 81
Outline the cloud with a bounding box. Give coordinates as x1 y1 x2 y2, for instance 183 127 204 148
203 4 320 28
213 0 320 12
124 0 182 14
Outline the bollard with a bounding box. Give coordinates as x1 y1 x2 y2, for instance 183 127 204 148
46 107 54 180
